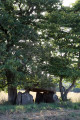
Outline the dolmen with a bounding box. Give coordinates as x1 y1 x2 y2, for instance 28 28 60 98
35 92 59 104
16 86 59 105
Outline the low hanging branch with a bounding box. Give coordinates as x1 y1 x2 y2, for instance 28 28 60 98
0 83 8 90
65 79 76 94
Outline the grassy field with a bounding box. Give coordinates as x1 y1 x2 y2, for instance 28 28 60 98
0 105 80 120
0 102 80 120
0 91 80 120
56 92 80 103
0 91 80 103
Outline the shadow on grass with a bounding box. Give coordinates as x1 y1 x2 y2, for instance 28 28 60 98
0 100 80 113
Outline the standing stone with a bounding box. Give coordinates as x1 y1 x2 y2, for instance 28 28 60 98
22 92 33 105
16 92 22 105
43 92 54 103
53 94 59 102
35 92 44 104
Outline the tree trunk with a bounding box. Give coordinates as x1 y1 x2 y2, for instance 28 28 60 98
59 77 76 101
61 92 67 101
6 70 17 104
8 86 17 104
59 77 67 101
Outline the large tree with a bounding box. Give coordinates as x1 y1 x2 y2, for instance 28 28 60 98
0 0 60 104
41 1 80 101
56 2 80 101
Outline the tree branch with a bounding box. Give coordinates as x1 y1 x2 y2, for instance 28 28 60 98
0 23 8 35
66 79 76 94
0 83 8 89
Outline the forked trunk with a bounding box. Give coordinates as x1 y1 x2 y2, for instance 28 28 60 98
59 77 76 101
61 92 67 101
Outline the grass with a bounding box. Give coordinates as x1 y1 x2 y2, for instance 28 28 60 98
0 91 8 104
0 101 80 113
0 92 80 120
0 91 80 103
0 106 80 120
0 91 80 112
0 91 80 120
56 92 80 103
0 102 80 120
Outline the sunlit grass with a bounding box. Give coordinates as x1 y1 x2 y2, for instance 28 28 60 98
0 102 80 113
56 92 80 103
0 91 80 104
0 91 8 104
0 91 80 112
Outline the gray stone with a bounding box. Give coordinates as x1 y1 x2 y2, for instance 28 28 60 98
35 92 44 104
16 92 22 105
43 92 54 103
22 92 33 105
53 94 59 102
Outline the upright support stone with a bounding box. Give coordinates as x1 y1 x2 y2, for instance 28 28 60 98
53 94 59 102
35 92 44 104
43 92 54 103
22 92 33 105
16 92 22 105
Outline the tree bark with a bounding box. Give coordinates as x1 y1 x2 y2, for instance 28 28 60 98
59 76 67 101
6 70 17 104
8 87 17 104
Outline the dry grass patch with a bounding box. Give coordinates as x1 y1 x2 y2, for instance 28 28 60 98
0 91 80 103
0 91 8 104
68 92 80 102
56 92 80 103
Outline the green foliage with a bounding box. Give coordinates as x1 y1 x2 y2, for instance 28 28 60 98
72 0 80 12
0 102 80 113
0 0 80 95
0 0 61 90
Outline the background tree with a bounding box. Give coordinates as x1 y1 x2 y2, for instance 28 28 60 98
41 1 80 101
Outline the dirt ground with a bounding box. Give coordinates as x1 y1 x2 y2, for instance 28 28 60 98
0 109 80 120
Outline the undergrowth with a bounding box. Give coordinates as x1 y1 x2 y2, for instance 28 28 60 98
0 101 80 113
